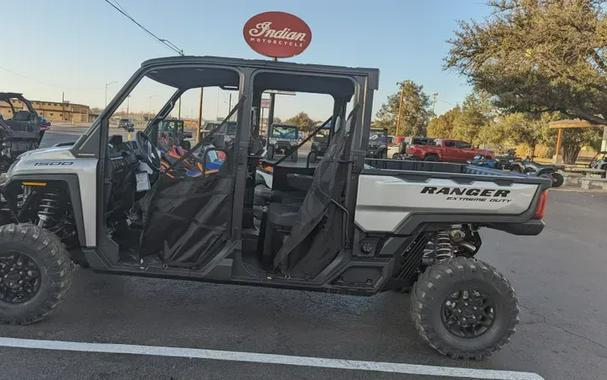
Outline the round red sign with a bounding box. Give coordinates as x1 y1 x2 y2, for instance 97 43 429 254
243 11 312 58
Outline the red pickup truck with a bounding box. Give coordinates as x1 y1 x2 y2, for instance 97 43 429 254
406 138 493 162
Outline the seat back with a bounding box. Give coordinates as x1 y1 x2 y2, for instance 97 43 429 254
272 110 357 275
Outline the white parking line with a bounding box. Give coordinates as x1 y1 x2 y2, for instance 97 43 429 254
0 337 543 380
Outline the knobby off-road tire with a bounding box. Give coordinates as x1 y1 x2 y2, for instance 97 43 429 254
550 172 564 188
410 257 518 360
0 224 72 325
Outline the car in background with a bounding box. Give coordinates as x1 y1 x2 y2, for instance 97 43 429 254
308 124 330 162
389 136 434 159
366 128 388 158
407 138 493 162
589 151 607 177
201 120 237 148
267 123 299 161
158 119 192 149
118 118 135 132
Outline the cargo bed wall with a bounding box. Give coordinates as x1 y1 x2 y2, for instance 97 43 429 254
356 163 550 234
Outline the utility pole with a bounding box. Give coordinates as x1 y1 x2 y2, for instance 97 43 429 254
431 92 438 115
178 97 181 119
62 92 66 122
197 87 204 144
395 82 405 136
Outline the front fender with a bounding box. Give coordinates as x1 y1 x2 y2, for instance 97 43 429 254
2 175 86 247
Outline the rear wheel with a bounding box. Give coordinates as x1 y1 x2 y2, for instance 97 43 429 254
0 224 72 325
550 172 564 188
410 257 518 360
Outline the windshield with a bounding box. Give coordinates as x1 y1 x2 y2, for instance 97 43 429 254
411 137 435 146
270 125 298 139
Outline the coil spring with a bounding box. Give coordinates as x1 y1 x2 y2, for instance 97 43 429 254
422 230 456 264
37 190 66 230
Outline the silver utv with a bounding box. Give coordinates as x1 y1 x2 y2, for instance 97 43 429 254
0 56 550 359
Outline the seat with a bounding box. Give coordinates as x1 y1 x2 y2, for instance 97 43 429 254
262 110 356 276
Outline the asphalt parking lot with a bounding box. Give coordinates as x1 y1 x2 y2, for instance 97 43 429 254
1 129 606 380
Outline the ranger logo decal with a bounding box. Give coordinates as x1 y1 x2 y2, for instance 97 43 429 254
421 186 511 203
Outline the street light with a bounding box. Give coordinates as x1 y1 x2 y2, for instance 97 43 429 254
105 81 117 107
147 95 159 116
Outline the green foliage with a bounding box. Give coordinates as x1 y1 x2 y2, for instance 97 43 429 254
285 112 315 133
375 80 434 136
427 90 495 145
452 91 495 144
427 106 462 138
446 0 606 162
482 112 557 154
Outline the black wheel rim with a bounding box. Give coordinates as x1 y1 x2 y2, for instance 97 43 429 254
440 288 496 338
0 252 41 304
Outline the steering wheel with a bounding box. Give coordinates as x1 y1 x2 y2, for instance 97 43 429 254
135 131 161 171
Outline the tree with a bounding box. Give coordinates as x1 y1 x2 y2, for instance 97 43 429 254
484 112 556 155
375 80 434 136
285 112 315 133
451 90 495 145
446 0 606 163
427 106 462 138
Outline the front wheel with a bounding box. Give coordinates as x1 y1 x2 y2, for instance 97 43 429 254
0 224 72 325
424 154 438 161
410 257 518 360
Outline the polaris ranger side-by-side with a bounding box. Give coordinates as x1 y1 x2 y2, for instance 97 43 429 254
266 123 299 161
0 56 550 359
0 93 45 171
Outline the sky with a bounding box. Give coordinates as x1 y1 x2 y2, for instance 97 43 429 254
0 0 492 121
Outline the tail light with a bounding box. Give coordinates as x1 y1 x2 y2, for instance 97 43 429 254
534 190 548 219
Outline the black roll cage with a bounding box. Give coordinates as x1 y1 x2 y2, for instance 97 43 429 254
69 56 378 251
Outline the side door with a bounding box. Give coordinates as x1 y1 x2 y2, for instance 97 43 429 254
441 140 458 161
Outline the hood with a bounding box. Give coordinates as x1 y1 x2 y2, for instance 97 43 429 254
17 145 75 160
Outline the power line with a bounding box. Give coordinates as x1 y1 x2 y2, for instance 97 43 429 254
103 0 184 56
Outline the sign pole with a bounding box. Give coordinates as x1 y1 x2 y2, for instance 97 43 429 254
196 87 204 144
267 57 278 129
